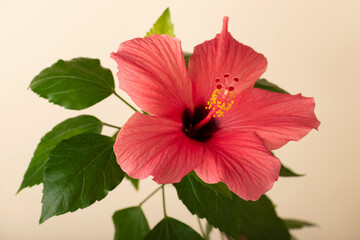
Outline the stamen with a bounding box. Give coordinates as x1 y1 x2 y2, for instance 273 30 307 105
190 73 239 132
208 73 239 118
206 87 235 118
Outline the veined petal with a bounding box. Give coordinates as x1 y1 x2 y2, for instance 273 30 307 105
195 130 280 201
188 17 267 105
114 113 203 183
111 35 192 122
220 88 321 150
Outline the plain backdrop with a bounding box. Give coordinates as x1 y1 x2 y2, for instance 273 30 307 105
1 0 359 239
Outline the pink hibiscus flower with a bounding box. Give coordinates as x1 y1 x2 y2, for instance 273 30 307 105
111 17 320 201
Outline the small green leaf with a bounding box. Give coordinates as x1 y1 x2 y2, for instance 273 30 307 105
146 8 175 37
183 52 192 69
18 115 103 192
280 164 304 177
254 79 289 94
283 219 316 229
30 58 115 110
271 151 303 177
174 174 290 240
125 174 140 190
144 217 204 240
113 207 150 240
40 133 124 223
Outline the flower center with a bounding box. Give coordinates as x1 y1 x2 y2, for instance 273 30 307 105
182 106 218 142
190 73 238 132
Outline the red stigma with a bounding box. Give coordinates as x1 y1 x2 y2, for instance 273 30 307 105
214 73 239 93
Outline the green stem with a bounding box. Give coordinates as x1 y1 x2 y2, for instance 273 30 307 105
113 91 138 112
139 186 162 206
162 185 167 217
102 122 121 130
197 217 206 239
204 222 213 240
220 233 225 240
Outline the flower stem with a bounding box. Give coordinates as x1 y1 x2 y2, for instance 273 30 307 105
197 217 206 239
113 91 138 112
162 185 167 217
102 122 121 130
139 186 162 206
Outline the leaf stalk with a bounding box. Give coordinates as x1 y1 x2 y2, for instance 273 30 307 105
113 91 138 112
102 122 121 130
138 186 162 206
162 184 167 217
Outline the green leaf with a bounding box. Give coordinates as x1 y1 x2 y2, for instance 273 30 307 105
30 58 115 110
206 182 232 199
254 79 289 94
174 174 290 240
113 207 150 240
144 217 204 240
125 174 140 190
146 8 175 37
280 164 304 177
18 115 103 193
191 172 232 199
112 130 120 139
283 219 316 229
40 133 124 223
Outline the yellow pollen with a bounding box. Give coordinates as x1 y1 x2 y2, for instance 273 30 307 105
206 89 234 118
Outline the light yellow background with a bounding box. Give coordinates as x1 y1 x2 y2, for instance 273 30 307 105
1 0 359 239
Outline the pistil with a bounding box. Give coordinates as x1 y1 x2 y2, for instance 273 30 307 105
189 108 217 133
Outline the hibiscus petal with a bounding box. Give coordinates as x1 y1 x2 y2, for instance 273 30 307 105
195 130 280 201
111 35 192 122
221 88 321 150
114 112 203 184
188 17 267 105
